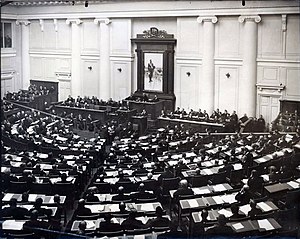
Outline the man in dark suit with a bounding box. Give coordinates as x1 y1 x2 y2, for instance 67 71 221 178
1 198 30 219
121 211 145 230
146 206 170 228
247 169 264 195
131 183 156 200
206 214 234 236
98 213 122 232
112 186 131 202
173 179 194 199
158 166 174 185
248 199 263 219
76 199 92 216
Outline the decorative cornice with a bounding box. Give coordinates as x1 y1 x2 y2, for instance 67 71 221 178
94 18 111 25
39 19 44 32
16 20 30 26
238 15 261 23
53 19 58 32
256 83 285 92
197 16 218 24
66 18 82 25
282 15 287 32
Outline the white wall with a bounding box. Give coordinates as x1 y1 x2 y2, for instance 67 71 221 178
1 1 300 123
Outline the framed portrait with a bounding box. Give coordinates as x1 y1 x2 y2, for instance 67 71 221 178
144 52 163 92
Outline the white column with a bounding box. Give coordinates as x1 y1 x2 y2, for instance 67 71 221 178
238 15 261 117
94 18 111 100
16 20 31 90
66 18 82 97
197 16 218 115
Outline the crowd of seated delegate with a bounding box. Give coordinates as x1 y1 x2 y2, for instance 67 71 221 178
1 109 106 157
125 93 159 103
69 127 299 237
60 95 122 108
1 101 300 237
160 107 266 133
3 84 55 102
272 110 300 133
1 101 17 112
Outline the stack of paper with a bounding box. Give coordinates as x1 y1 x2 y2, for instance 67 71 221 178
258 219 275 231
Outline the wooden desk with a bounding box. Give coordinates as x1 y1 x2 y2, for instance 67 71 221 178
126 100 165 119
228 218 281 233
55 105 107 123
2 193 66 204
192 201 278 223
180 192 238 211
157 117 225 132
85 202 162 214
264 179 300 195
2 205 57 216
170 183 233 198
71 215 170 232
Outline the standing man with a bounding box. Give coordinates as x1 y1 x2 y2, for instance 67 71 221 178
148 59 155 82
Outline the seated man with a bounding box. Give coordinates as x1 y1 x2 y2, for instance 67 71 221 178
131 183 156 200
76 199 92 216
112 186 131 202
77 221 87 235
85 186 100 202
23 210 50 233
98 213 122 232
248 199 263 219
132 163 148 176
247 169 264 195
173 179 194 199
121 211 145 230
230 203 245 219
29 198 52 219
1 198 29 219
206 214 234 236
146 206 170 228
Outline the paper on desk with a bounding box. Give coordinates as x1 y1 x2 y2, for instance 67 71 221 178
188 199 199 208
141 204 154 211
233 164 243 170
239 205 251 215
212 196 224 204
109 204 120 212
213 184 227 192
258 219 275 231
88 205 104 213
257 202 273 212
86 220 95 229
232 222 244 231
287 181 300 189
193 188 210 195
2 220 25 230
203 168 213 175
296 178 300 183
221 194 237 203
218 208 233 218
28 194 37 202
134 235 145 239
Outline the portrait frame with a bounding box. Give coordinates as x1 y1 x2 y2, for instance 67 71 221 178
143 52 164 92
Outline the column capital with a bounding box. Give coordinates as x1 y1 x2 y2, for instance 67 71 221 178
197 16 218 24
53 19 58 32
39 19 44 32
16 20 31 26
94 18 111 25
238 15 261 24
66 18 82 25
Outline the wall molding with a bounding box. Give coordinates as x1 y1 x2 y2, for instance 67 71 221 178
1 70 15 80
5 7 299 20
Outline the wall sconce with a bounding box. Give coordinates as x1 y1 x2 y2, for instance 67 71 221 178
88 66 92 71
117 68 122 72
186 72 191 77
226 73 230 78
